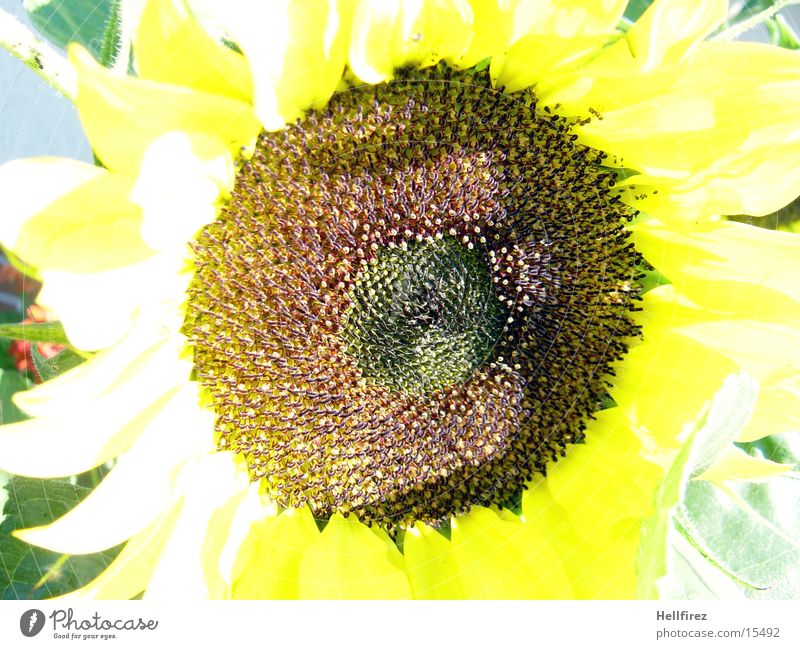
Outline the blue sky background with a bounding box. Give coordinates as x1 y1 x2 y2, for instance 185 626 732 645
0 0 92 164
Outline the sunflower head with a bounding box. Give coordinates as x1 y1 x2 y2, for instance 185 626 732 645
0 0 798 601
183 61 641 528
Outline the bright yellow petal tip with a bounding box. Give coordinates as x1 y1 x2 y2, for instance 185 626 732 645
136 0 254 103
69 44 260 174
298 513 412 599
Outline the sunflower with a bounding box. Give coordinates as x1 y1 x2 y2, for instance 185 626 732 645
1 0 799 599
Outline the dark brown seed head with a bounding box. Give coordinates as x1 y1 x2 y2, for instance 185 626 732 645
184 64 641 528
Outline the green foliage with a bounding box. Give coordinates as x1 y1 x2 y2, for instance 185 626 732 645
676 474 800 597
98 0 124 68
766 14 800 48
0 328 106 599
0 369 32 425
627 0 800 47
636 425 695 598
0 476 121 599
687 374 758 479
23 0 116 59
637 264 670 295
0 309 26 371
0 319 88 380
737 0 791 13
0 320 69 346
624 0 653 23
638 373 800 599
739 432 800 468
31 346 85 382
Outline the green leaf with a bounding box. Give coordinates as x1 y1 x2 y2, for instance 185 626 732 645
624 0 653 23
636 372 760 598
738 431 800 468
0 320 69 345
687 372 758 478
0 369 32 425
23 0 116 59
31 347 85 382
766 14 800 49
714 0 800 41
636 426 695 599
644 369 800 598
0 246 41 283
659 527 749 599
0 472 10 528
659 426 800 598
0 309 27 370
637 263 670 295
0 476 122 599
676 477 800 597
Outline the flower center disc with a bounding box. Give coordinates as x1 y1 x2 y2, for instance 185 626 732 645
185 64 641 528
342 236 508 395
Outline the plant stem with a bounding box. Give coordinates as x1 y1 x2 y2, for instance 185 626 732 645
0 8 76 99
714 0 800 41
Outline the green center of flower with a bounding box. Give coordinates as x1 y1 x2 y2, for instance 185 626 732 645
184 63 641 529
341 236 508 395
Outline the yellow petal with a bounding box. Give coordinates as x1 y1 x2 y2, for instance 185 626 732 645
350 0 473 84
612 331 738 450
37 253 190 351
222 0 354 130
490 0 624 93
217 483 273 590
520 477 577 548
136 0 253 103
14 384 214 554
491 33 609 94
674 320 800 386
578 43 800 219
639 289 800 398
13 323 177 419
640 282 800 332
403 522 464 598
70 44 259 174
539 0 627 37
635 290 800 443
545 409 662 545
523 479 640 599
617 143 800 221
0 337 189 477
0 158 154 273
625 0 726 71
38 267 137 351
536 0 728 115
565 519 640 599
130 131 233 254
740 376 800 442
144 453 252 599
449 506 573 598
697 447 793 485
232 506 320 599
58 501 184 600
298 513 412 598
632 220 800 309
448 0 516 69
